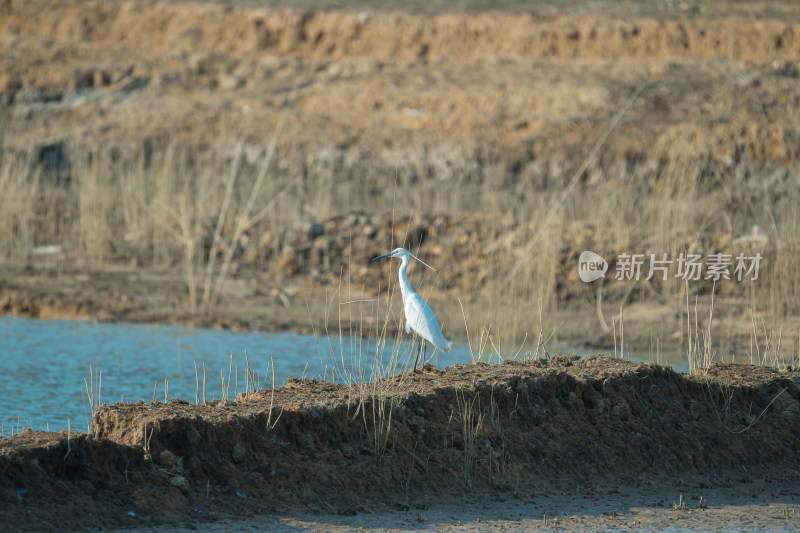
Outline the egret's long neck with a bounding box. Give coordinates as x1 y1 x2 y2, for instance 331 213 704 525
398 255 415 303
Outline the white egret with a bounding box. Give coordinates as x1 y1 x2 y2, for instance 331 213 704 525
372 247 452 371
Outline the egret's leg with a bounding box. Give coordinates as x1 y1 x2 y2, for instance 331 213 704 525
413 337 424 372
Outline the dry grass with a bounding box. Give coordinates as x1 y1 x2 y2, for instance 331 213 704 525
347 286 413 459
450 390 484 488
685 284 716 375
82 364 103 432
2 104 800 365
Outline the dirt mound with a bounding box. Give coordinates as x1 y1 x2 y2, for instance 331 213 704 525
3 1 800 61
3 0 800 167
2 356 798 531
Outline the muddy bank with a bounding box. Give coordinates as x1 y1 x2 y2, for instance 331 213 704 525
1 356 798 531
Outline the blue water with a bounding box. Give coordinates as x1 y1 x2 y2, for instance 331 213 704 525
0 316 472 434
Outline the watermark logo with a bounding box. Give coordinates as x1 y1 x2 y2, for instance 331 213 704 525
578 251 763 283
578 251 608 283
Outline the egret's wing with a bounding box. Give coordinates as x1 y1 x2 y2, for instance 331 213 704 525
405 294 451 352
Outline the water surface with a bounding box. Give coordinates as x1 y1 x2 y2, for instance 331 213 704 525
0 316 472 433
0 316 701 435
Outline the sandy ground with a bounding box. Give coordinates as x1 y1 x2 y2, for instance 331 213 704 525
118 492 800 533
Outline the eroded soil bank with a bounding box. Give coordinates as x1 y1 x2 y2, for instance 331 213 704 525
1 356 799 531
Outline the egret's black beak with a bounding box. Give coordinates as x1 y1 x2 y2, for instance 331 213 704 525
372 253 392 261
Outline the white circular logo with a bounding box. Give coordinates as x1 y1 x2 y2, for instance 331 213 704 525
578 251 608 283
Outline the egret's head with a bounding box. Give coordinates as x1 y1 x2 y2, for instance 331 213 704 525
372 247 408 261
372 248 436 271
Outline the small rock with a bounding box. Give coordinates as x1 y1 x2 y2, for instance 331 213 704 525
218 74 243 91
187 51 214 74
170 476 191 495
231 441 247 464
159 450 178 471
187 425 202 446
307 222 325 239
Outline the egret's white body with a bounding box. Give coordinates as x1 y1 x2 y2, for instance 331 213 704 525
373 248 451 370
